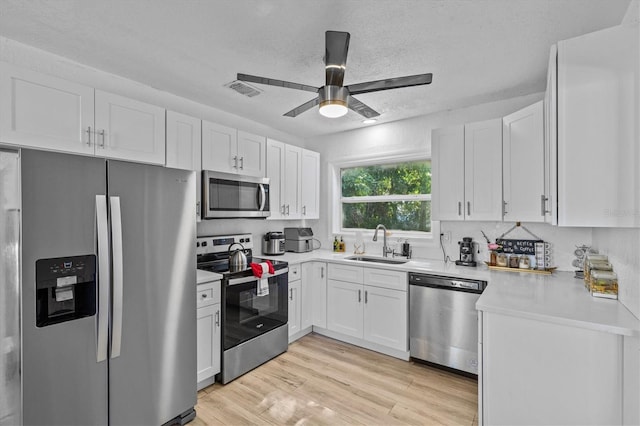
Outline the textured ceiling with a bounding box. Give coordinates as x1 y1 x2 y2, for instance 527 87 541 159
0 0 630 138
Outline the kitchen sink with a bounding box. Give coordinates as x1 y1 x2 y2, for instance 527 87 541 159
344 255 409 265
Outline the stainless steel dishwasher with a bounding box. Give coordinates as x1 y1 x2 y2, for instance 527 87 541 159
409 272 487 375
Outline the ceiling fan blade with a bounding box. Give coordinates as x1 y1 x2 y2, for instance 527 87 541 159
348 95 380 119
283 97 320 117
325 31 350 86
346 73 433 95
237 73 319 93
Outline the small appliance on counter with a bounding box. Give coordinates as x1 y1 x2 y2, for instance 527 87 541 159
262 232 285 255
284 227 314 253
455 237 478 267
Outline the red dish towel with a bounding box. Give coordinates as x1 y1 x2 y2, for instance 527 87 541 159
250 260 274 278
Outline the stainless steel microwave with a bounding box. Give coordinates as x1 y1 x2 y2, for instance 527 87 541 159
202 170 270 219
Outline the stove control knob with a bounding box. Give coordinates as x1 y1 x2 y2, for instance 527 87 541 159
246 238 251 242
202 241 207 247
239 238 245 243
196 242 200 247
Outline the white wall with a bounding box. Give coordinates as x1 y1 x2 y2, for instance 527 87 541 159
306 92 592 271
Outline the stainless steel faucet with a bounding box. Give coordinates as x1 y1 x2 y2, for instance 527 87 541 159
372 224 392 257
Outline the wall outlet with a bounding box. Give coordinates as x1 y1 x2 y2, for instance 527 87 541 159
441 231 451 243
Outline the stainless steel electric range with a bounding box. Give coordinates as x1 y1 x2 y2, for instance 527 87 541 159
196 234 288 384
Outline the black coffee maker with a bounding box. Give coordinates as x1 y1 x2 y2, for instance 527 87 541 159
455 237 477 267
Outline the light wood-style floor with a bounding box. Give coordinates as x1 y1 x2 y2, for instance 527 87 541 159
193 333 478 425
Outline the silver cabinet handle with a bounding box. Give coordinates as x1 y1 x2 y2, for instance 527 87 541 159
358 289 361 303
467 201 471 216
286 204 290 216
458 201 462 216
109 196 124 359
95 195 110 363
233 156 238 169
98 129 105 148
215 310 220 327
240 157 244 170
541 194 549 216
503 200 508 216
320 266 324 279
289 288 293 301
86 126 92 146
365 290 368 304
281 204 286 214
302 205 306 215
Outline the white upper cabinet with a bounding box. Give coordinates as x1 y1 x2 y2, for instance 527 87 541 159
94 90 166 164
266 139 286 219
301 149 320 219
502 101 545 222
464 118 503 221
166 111 201 171
201 123 265 177
432 119 502 221
431 126 465 220
284 144 302 219
237 131 266 177
557 24 640 227
201 121 237 174
544 44 558 225
0 64 166 164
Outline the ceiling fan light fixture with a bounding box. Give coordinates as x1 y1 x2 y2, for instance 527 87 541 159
319 85 349 118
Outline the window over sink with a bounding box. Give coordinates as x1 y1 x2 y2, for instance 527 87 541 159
339 160 432 233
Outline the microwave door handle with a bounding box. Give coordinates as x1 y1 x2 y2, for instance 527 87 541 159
95 195 109 363
109 196 124 359
258 184 266 211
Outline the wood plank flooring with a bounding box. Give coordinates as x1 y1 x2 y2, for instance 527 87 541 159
192 333 478 425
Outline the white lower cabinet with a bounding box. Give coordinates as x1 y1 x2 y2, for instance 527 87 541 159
302 261 327 329
288 279 301 339
196 280 221 390
326 264 408 354
480 310 628 425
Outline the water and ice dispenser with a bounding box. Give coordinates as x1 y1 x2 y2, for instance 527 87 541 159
35 255 97 327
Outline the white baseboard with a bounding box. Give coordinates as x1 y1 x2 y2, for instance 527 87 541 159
311 326 410 361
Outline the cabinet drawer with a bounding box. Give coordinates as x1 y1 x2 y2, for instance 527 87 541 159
364 268 407 292
328 263 364 284
197 281 221 307
289 263 301 282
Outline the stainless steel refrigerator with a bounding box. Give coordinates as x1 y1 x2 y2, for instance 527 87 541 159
7 149 197 425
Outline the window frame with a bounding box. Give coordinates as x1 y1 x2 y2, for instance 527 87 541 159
330 153 439 241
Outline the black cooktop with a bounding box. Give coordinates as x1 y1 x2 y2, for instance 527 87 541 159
197 249 288 278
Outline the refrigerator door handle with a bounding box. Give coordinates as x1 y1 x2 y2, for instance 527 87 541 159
110 196 124 359
95 195 110 363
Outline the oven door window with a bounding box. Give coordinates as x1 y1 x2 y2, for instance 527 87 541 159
223 275 287 350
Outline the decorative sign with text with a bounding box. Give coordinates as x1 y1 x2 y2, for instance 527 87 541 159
495 238 542 255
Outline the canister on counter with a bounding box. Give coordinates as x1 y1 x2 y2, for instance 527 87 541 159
496 253 508 267
509 254 520 268
589 270 618 299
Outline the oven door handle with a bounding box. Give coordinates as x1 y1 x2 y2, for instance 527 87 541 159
226 267 289 286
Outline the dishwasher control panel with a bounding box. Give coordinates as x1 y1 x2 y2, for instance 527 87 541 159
408 272 487 293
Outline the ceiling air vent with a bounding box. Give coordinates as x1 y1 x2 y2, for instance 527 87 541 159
225 80 262 97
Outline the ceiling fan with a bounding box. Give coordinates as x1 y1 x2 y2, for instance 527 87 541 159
237 31 433 119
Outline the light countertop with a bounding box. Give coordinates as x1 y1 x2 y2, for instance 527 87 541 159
258 249 640 337
196 269 222 285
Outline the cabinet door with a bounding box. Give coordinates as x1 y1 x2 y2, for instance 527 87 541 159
503 101 545 222
0 63 95 155
94 90 166 165
464 118 503 221
266 139 286 219
283 145 302 219
327 279 363 339
301 149 320 219
237 130 266 177
197 304 220 384
431 126 465 220
166 111 201 171
288 280 301 338
363 285 407 351
202 121 236 173
558 24 640 227
302 262 327 328
544 44 558 225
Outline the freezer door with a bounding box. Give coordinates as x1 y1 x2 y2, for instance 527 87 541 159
21 150 108 426
0 149 20 426
107 161 197 426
